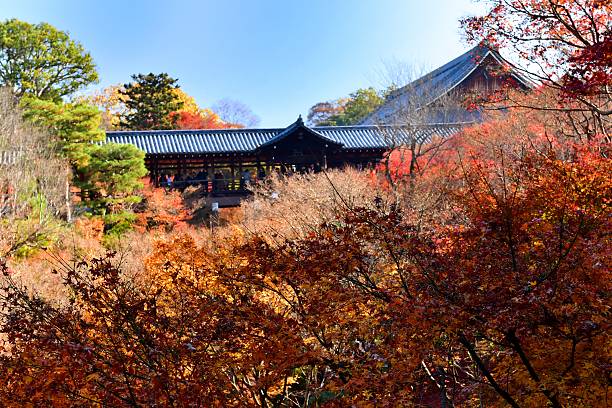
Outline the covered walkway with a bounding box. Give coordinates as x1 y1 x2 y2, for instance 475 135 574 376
106 117 464 198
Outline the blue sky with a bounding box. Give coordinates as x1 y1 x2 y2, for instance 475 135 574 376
0 0 485 127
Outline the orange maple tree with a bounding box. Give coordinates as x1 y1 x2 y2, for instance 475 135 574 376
0 102 608 406
0 240 313 406
133 180 190 232
170 109 243 130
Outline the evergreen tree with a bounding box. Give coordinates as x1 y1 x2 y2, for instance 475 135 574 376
0 19 98 100
307 87 387 126
120 73 183 130
77 143 147 214
20 96 105 168
336 87 384 125
21 97 147 217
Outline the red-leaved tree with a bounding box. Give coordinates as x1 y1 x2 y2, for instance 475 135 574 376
462 0 611 138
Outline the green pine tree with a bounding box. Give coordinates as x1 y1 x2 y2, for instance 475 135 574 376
21 97 147 218
120 73 184 130
335 87 384 125
77 143 147 214
20 96 105 168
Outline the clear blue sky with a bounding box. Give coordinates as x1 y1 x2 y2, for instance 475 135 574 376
0 0 485 127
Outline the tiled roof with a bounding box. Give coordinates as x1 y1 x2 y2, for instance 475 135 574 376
106 45 519 156
360 44 535 125
105 122 467 155
257 116 342 149
315 124 464 148
106 129 275 154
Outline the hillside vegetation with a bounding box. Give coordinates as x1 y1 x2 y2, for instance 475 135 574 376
0 2 610 406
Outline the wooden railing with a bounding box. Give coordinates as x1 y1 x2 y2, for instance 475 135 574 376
168 178 253 196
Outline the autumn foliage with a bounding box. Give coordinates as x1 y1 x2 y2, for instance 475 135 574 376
0 2 610 406
133 180 190 232
170 110 243 130
462 0 611 129
0 98 609 406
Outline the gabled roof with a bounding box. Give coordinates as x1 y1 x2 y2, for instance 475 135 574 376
256 116 343 150
360 43 535 125
105 122 467 155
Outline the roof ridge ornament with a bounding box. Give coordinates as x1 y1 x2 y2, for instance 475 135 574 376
296 115 304 125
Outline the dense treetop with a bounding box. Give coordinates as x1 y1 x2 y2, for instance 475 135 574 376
20 96 105 167
463 0 611 137
0 96 609 405
119 73 184 130
0 19 98 100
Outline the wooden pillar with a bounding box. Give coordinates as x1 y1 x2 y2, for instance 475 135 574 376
204 161 210 194
150 156 158 186
238 160 243 191
211 161 216 194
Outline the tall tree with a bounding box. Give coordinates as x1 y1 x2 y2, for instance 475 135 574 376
74 84 129 131
338 87 385 125
80 86 208 131
306 99 348 126
20 96 104 168
119 73 183 130
0 88 70 255
0 19 98 100
171 88 200 114
168 88 240 129
171 109 235 130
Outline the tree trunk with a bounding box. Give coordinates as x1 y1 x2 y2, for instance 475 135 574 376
65 180 72 222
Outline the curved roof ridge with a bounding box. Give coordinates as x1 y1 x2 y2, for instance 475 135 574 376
104 122 471 155
258 117 342 149
384 43 490 102
359 42 534 125
107 127 285 135
314 121 474 130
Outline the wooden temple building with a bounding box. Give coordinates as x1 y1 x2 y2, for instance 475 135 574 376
105 44 532 205
107 118 463 197
359 42 533 125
